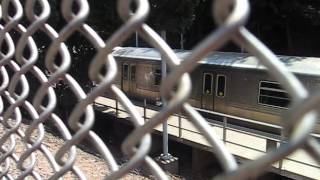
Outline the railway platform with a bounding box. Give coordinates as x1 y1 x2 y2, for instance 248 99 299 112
94 96 320 180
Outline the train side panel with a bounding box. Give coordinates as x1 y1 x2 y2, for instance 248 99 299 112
111 47 320 133
224 69 282 125
135 61 161 101
115 58 161 102
225 68 320 129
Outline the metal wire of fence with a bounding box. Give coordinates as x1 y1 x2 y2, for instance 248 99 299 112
0 0 319 179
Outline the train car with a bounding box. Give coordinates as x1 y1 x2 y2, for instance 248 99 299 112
111 47 320 132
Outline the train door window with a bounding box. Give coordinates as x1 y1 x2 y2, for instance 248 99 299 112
131 65 136 81
258 81 290 108
216 75 226 97
203 73 213 95
122 64 129 80
154 68 161 86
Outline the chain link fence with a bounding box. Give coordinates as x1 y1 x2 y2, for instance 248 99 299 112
0 0 319 179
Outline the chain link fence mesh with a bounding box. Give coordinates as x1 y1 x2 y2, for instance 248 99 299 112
0 0 319 179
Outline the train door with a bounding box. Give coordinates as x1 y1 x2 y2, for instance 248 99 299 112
202 72 214 110
130 64 136 92
122 63 130 92
122 63 136 94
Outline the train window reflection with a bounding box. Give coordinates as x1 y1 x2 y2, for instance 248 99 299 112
123 64 129 80
216 75 226 97
203 73 213 95
258 81 290 108
154 68 161 86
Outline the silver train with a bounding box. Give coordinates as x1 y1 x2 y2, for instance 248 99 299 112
111 47 320 133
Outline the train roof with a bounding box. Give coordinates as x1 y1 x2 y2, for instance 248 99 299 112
112 47 320 76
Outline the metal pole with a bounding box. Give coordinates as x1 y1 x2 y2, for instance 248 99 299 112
279 131 285 169
135 31 139 47
178 113 182 138
115 99 118 118
144 99 147 122
161 30 169 159
223 116 227 143
180 32 184 50
241 44 244 53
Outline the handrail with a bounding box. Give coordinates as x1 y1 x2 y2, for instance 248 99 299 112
96 97 280 137
93 98 320 172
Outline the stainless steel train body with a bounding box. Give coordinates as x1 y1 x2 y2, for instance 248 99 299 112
112 47 320 132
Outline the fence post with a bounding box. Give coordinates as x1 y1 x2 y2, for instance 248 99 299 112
135 31 139 47
115 99 118 118
178 113 182 138
144 99 147 122
223 116 227 143
279 132 285 170
266 139 277 152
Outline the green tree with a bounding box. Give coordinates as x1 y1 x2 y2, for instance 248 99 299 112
87 0 122 39
86 0 201 47
148 0 200 33
249 0 320 56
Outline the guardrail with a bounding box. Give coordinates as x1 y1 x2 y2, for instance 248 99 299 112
94 97 320 179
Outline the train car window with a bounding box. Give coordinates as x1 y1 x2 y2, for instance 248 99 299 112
203 73 213 95
216 75 226 97
131 65 136 81
258 81 291 108
122 64 129 80
154 68 161 86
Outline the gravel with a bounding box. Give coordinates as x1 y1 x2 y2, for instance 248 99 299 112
0 123 150 179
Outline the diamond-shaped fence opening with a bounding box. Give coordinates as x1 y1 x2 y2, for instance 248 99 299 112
0 0 319 179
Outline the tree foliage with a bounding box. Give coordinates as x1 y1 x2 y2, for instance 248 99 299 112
249 0 320 56
46 0 320 59
250 0 320 26
86 0 201 36
87 0 122 38
147 0 200 33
